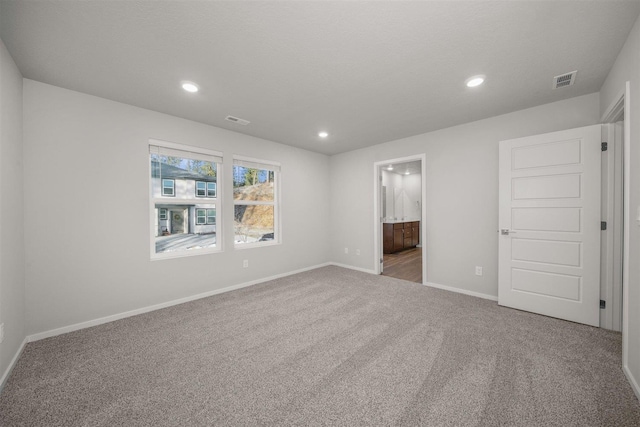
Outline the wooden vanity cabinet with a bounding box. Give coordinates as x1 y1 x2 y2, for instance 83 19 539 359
383 221 420 254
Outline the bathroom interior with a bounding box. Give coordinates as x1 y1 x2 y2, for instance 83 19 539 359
380 160 422 283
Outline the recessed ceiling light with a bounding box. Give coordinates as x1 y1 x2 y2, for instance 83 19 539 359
405 171 410 175
318 131 329 138
181 81 199 93
465 75 485 88
387 165 394 171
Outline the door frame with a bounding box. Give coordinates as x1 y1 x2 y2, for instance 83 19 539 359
600 122 624 331
373 154 427 284
601 82 631 378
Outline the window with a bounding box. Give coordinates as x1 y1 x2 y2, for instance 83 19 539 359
162 179 175 196
207 208 216 224
207 182 217 198
196 208 207 225
150 140 222 259
196 181 206 197
195 208 215 226
233 156 280 247
195 181 217 198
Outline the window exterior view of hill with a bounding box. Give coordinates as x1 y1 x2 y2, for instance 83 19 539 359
233 166 275 244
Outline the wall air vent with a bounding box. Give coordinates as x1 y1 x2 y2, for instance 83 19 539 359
225 115 250 126
552 70 577 89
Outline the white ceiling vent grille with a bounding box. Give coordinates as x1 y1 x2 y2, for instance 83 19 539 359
225 115 250 126
552 70 577 89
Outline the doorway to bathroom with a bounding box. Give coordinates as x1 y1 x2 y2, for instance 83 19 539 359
374 155 426 284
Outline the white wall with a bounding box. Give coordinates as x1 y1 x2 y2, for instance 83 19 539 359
330 93 600 296
22 80 331 336
600 14 640 396
0 40 25 382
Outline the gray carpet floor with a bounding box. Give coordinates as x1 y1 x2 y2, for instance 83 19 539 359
1 265 639 426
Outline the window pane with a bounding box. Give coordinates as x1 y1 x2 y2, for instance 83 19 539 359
151 154 217 200
233 166 274 201
154 203 217 254
234 205 274 244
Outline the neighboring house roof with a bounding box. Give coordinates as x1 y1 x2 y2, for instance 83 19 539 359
151 161 216 181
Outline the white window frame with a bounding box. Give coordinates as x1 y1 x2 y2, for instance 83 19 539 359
159 208 168 220
233 155 281 249
149 139 223 260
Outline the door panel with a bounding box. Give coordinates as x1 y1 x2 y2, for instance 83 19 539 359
512 174 581 199
511 207 581 232
499 125 601 326
512 239 581 266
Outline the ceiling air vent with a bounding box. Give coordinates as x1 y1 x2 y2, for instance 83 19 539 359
225 115 250 126
552 70 577 89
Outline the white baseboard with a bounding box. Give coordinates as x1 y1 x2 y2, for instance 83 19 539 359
624 365 640 401
329 262 377 275
425 281 498 302
329 263 498 302
0 337 28 393
28 262 332 343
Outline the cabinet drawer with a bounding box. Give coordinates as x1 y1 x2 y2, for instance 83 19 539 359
393 223 404 230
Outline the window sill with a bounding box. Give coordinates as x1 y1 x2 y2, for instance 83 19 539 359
234 240 281 250
150 247 221 261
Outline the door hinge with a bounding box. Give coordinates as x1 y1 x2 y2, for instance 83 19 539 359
600 300 606 309
601 221 607 231
602 142 608 151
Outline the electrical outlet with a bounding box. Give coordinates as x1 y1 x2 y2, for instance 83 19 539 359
243 260 249 268
475 266 483 276
344 247 349 254
0 323 4 344
356 249 361 256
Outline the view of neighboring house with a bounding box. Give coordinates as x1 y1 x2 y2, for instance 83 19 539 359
151 160 217 238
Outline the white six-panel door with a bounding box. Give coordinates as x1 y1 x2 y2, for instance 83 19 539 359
498 125 601 326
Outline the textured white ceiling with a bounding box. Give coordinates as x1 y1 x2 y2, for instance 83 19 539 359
1 1 639 155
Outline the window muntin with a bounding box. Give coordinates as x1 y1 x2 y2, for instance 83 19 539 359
162 179 175 196
150 141 222 259
233 157 280 247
